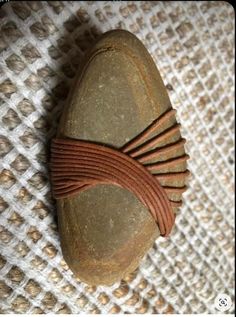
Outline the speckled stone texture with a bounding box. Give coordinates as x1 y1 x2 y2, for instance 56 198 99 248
0 1 235 314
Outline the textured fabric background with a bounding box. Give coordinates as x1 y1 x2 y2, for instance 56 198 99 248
0 1 235 314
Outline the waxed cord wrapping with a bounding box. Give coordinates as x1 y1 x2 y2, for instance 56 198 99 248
50 109 189 237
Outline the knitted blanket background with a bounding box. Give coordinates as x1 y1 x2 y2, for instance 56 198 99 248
0 1 234 314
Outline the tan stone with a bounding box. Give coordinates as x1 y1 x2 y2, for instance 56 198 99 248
55 30 185 285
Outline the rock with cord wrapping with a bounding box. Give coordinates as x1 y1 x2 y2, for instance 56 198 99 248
52 30 189 285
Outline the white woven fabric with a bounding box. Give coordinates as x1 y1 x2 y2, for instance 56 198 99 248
0 1 234 314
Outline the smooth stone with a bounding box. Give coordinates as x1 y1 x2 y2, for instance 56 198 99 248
56 30 176 285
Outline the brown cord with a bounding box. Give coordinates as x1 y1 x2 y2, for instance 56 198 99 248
50 109 188 237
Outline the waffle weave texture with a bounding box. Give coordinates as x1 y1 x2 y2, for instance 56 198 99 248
0 1 235 314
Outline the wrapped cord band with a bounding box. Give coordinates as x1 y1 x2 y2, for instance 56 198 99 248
51 139 174 237
50 109 189 237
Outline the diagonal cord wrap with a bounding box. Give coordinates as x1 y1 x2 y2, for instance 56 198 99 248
51 138 175 237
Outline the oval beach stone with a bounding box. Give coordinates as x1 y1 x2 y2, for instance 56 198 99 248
55 30 179 285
